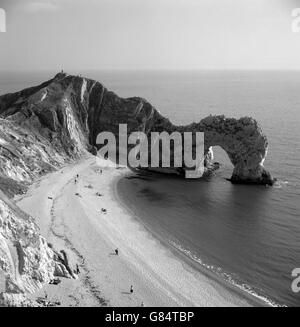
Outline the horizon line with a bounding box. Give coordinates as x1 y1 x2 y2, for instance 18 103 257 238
2 68 300 73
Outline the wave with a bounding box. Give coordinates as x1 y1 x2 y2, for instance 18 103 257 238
273 180 289 189
169 239 286 307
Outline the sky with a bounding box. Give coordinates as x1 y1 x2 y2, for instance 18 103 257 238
0 0 300 71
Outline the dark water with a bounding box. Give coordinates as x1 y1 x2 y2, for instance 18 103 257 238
1 70 300 306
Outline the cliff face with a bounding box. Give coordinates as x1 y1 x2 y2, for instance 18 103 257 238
0 191 72 305
0 72 274 304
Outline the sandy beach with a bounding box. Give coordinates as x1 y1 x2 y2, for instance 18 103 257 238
15 156 258 307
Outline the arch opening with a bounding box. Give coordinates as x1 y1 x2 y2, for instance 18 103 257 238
207 146 234 178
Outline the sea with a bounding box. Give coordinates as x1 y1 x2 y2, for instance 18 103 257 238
0 70 299 307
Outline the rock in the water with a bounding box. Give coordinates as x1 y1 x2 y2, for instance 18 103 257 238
186 115 274 185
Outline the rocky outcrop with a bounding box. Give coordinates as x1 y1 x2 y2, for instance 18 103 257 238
184 116 273 185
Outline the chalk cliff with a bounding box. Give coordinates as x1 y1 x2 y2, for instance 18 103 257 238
0 190 72 306
0 72 274 304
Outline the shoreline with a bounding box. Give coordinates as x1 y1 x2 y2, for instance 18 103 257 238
16 156 266 307
114 174 270 307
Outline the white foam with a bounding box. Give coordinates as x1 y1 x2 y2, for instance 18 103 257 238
169 239 286 307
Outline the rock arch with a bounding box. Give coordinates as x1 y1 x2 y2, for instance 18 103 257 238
181 115 273 185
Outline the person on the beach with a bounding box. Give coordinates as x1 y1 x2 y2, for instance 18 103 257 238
130 285 133 294
141 302 145 307
115 248 119 256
